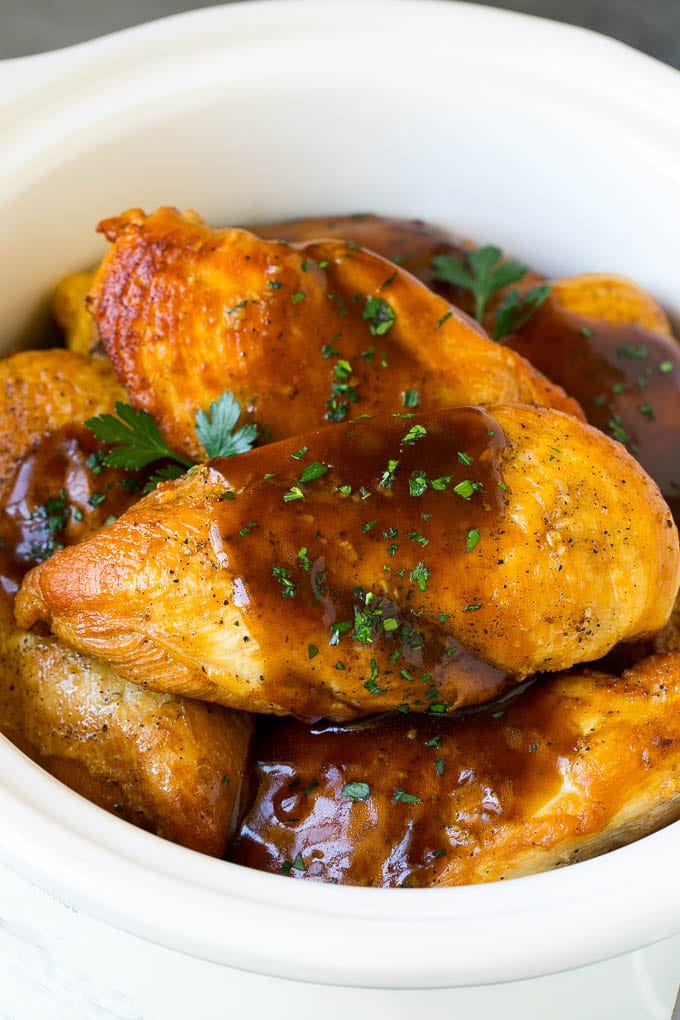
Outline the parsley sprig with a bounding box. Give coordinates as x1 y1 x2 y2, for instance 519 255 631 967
85 391 258 485
432 246 527 322
195 392 259 457
493 285 551 340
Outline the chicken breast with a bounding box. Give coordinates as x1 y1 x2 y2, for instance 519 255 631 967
86 207 580 461
505 286 680 521
230 652 680 886
16 404 679 721
0 599 253 855
254 212 545 320
257 214 679 517
0 348 254 851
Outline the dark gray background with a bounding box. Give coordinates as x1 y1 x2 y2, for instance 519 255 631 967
1 0 679 68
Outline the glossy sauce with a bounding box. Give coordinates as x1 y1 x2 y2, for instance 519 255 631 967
229 214 680 882
0 425 139 597
211 407 513 721
259 214 680 521
230 660 680 886
507 297 680 521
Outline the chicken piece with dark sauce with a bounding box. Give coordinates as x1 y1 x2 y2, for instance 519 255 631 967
16 404 679 721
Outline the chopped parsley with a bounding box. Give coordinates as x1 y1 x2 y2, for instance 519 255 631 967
299 461 329 483
401 423 427 446
283 485 305 502
272 565 296 598
342 782 371 801
410 562 430 592
394 788 422 805
466 528 481 552
363 296 396 336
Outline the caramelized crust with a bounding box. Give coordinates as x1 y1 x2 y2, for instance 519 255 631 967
231 653 680 886
16 405 679 721
87 207 580 461
0 602 253 855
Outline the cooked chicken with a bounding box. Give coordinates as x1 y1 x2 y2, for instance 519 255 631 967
16 404 679 721
0 349 139 597
0 349 126 501
256 214 680 517
255 212 545 319
505 285 680 521
230 651 680 886
53 270 100 356
0 598 253 855
257 213 672 339
86 207 580 461
0 349 254 851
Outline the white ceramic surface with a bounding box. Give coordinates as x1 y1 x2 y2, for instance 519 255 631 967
1 0 680 998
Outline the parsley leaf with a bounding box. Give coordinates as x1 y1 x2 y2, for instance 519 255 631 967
195 391 258 457
363 297 396 336
85 402 194 471
394 788 422 805
431 246 527 323
341 781 371 801
86 390 257 482
493 285 552 340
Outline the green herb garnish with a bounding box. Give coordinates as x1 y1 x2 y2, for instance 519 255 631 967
431 246 527 323
363 296 396 336
341 782 371 801
493 285 551 340
393 788 422 805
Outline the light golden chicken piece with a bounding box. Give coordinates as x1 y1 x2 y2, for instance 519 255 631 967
552 274 673 338
0 600 253 855
0 348 254 852
53 270 100 356
230 652 680 886
16 404 679 722
86 207 581 461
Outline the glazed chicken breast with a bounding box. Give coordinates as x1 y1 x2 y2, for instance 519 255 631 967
16 404 679 721
85 206 580 462
0 349 254 852
255 213 680 518
231 652 680 886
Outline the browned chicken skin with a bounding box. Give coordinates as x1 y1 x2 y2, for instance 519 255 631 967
86 207 580 462
16 405 679 721
0 349 254 853
0 601 253 855
231 652 680 886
